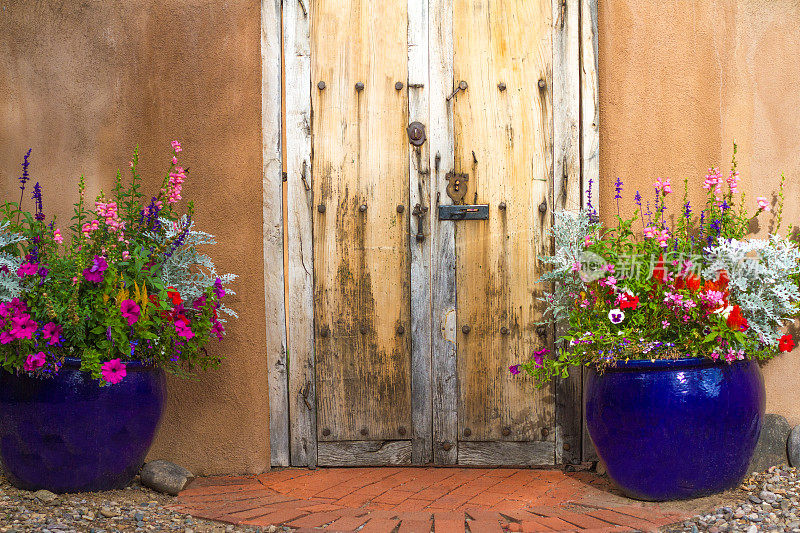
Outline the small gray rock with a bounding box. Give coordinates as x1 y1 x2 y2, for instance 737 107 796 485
788 424 800 467
32 490 57 503
749 414 792 473
747 526 758 533
140 460 195 496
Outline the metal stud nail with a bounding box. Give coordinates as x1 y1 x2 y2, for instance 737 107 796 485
318 81 326 90
498 202 506 210
498 82 506 91
541 428 549 438
416 234 425 243
395 81 404 90
361 428 368 436
398 426 407 436
359 204 367 213
538 78 546 89
459 80 468 91
462 325 471 334
464 428 472 437
397 204 405 213
396 325 405 336
563 443 571 451
442 442 453 451
502 427 511 437
355 81 364 92
320 326 330 338
539 200 547 213
500 326 509 335
318 204 326 213
360 324 368 335
322 428 331 437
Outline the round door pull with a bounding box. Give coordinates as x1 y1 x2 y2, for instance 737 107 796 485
462 325 471 334
322 428 331 437
398 426 407 436
502 427 511 437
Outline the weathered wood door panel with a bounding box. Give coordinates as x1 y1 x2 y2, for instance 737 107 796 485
311 0 413 462
276 0 592 467
448 0 555 464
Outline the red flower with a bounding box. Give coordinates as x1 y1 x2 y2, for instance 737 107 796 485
652 254 666 284
166 286 182 306
619 293 639 310
686 274 701 292
726 305 748 332
779 334 795 352
715 270 730 290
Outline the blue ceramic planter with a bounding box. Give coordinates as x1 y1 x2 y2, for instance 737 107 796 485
585 357 765 501
0 358 166 493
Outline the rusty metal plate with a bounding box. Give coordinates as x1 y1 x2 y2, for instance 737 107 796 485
438 204 489 220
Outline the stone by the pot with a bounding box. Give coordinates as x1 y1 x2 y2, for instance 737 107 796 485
33 490 57 503
140 460 195 496
595 460 607 476
787 424 800 468
749 414 791 473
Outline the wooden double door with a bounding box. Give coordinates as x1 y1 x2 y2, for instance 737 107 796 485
274 0 595 467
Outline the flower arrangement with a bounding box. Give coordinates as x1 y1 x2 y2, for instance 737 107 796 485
515 146 800 382
0 142 236 385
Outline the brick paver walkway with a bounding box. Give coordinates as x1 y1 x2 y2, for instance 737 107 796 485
170 468 702 532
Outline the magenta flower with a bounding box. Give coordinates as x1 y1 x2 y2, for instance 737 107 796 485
16 263 38 277
82 255 108 283
23 351 46 372
210 321 225 340
101 359 127 385
10 314 37 339
533 348 550 368
42 322 62 345
175 321 195 340
9 297 27 313
120 299 141 326
0 303 10 318
508 364 521 375
213 278 226 299
0 331 13 344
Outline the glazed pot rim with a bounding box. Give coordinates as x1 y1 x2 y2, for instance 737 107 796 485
596 356 752 371
60 357 157 370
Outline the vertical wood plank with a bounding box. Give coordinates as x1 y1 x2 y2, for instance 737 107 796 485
580 0 600 463
312 0 411 443
262 0 289 467
452 0 554 450
429 0 458 465
408 0 433 464
552 0 582 466
283 0 317 467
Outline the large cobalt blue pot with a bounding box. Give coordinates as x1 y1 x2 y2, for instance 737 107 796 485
585 357 765 501
0 358 166 493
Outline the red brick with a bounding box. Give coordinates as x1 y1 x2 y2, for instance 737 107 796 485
240 508 310 527
585 509 660 532
375 489 417 504
547 511 612 529
360 518 401 532
394 499 435 512
519 521 555 532
325 515 371 531
464 509 503 522
398 519 434 533
435 518 466 533
396 511 434 521
286 511 343 528
508 523 522 532
467 520 503 533
524 516 574 530
580 528 635 533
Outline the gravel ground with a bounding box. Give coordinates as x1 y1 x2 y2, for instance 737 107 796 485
0 474 285 533
662 464 800 532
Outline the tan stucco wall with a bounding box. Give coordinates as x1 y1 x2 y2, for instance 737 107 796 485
0 1 269 474
599 1 800 425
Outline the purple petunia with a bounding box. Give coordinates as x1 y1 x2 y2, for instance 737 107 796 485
213 278 226 299
42 322 62 345
82 255 108 283
508 364 521 375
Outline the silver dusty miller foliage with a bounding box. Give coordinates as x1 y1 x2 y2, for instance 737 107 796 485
703 235 800 347
0 221 25 301
149 215 238 319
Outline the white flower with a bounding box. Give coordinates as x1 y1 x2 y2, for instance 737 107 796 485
713 304 734 319
608 308 625 324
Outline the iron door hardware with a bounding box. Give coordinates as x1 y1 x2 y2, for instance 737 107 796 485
412 203 428 242
407 122 426 146
447 80 468 101
445 171 469 204
438 204 489 221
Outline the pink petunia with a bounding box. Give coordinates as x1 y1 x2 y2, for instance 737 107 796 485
23 352 46 372
210 321 225 340
0 331 13 344
175 321 195 340
101 359 127 385
171 140 182 153
508 364 521 375
42 322 62 345
16 263 38 277
120 299 141 326
10 315 37 339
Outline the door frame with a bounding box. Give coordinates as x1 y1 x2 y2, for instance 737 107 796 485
263 0 599 467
